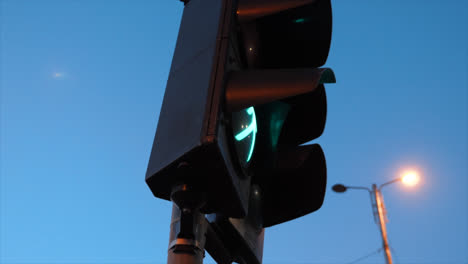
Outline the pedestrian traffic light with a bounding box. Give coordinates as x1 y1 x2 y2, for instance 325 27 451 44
145 0 334 224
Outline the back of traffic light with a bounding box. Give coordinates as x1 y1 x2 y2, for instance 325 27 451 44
146 0 334 225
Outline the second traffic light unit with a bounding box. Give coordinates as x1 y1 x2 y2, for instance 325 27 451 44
146 0 335 225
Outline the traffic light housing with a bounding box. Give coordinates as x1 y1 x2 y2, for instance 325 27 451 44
146 0 334 224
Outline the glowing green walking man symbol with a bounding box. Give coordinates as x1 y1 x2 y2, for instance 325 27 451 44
234 107 257 162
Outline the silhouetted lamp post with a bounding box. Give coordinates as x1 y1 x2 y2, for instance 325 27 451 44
332 171 420 264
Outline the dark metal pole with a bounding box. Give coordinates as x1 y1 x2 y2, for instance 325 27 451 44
167 183 207 264
372 184 393 264
167 204 207 264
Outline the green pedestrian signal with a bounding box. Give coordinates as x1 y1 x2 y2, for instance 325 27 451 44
233 106 257 164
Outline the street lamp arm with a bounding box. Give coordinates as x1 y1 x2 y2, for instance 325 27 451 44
345 186 372 192
378 178 401 191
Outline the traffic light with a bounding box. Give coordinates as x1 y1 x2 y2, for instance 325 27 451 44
146 0 334 224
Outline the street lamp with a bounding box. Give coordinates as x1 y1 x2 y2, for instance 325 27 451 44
332 171 420 264
401 170 420 187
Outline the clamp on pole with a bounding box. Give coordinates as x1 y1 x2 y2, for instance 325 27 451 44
168 182 207 254
166 162 207 264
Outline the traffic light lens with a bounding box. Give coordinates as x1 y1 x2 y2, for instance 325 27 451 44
232 107 257 165
293 18 309 23
253 0 332 69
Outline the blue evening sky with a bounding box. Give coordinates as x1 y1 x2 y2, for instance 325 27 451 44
1 0 467 263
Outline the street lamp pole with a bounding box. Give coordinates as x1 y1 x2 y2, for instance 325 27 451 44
372 184 393 264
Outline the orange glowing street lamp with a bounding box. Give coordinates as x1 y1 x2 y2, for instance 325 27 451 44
332 170 421 264
401 170 420 187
